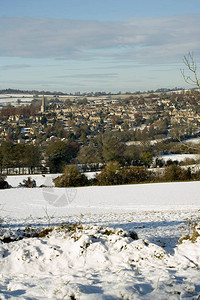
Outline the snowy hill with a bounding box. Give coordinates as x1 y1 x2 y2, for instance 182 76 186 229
0 177 200 299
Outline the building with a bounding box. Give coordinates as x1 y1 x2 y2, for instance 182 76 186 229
41 95 46 113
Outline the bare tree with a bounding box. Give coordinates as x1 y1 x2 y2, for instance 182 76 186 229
181 52 200 89
168 52 200 150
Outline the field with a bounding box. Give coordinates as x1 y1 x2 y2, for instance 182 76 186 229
0 175 200 299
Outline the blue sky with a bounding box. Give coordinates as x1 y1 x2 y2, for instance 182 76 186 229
0 0 200 93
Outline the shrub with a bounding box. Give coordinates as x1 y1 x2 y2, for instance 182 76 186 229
53 165 88 187
154 157 165 168
96 163 151 185
95 161 121 185
119 166 151 184
20 177 36 188
166 159 179 166
0 175 9 189
163 165 191 182
0 214 3 228
180 158 197 166
179 218 200 243
192 169 200 180
141 152 153 168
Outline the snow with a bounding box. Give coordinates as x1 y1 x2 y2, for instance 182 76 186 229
0 94 34 107
184 137 200 144
6 174 58 188
160 153 200 162
0 176 200 299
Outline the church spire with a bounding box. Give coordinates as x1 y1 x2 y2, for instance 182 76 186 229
41 95 46 113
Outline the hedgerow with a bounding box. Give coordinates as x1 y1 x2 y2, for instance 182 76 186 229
54 162 199 188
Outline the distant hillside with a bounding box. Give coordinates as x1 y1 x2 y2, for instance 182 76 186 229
0 87 185 97
0 88 66 96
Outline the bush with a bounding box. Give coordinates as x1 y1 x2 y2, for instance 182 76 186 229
95 161 121 185
0 175 9 189
95 163 151 186
53 165 89 187
163 165 192 182
20 177 36 188
166 159 179 166
119 166 152 184
192 169 200 180
179 218 200 244
141 152 153 168
179 158 198 166
154 157 165 168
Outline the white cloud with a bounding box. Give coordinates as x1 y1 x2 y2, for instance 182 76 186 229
55 73 118 78
0 15 200 64
1 64 31 70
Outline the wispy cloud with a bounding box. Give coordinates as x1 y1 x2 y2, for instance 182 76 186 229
55 73 118 79
1 64 31 70
0 15 200 63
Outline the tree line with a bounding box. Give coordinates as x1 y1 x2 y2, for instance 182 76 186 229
0 127 199 174
0 140 79 173
53 162 200 188
0 136 152 173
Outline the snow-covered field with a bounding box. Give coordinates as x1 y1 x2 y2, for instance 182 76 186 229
160 153 200 162
0 94 34 107
0 175 200 299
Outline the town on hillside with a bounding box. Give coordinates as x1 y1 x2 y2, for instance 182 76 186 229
0 88 200 174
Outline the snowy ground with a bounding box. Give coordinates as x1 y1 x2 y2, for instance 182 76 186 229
160 153 200 162
0 175 200 299
184 137 200 144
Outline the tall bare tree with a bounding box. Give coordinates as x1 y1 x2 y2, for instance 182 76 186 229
181 52 200 89
175 53 200 151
